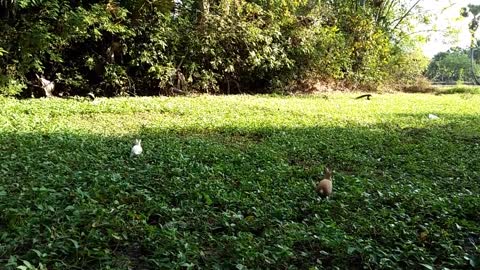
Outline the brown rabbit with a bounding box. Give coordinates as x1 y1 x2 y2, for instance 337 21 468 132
313 167 333 198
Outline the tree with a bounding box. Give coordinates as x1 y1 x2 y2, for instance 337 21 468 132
426 48 472 83
0 0 435 96
461 4 480 85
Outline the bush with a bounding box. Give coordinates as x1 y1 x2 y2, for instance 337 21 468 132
0 76 25 96
0 0 428 96
401 76 434 93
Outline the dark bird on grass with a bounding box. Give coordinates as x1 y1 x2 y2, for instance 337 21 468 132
312 167 333 198
355 94 372 100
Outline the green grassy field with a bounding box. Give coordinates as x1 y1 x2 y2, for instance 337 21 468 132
0 93 479 269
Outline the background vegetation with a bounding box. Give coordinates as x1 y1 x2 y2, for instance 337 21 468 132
425 47 477 84
0 0 432 96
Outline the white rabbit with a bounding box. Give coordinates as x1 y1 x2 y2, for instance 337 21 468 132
130 139 143 157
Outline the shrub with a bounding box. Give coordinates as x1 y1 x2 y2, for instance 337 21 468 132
0 0 429 96
0 75 25 96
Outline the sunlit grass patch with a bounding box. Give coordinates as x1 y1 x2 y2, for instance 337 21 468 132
0 93 479 269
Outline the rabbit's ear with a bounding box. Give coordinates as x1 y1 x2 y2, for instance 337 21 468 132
324 167 333 178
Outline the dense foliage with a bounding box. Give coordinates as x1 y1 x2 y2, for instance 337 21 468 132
461 4 480 48
425 47 476 84
0 0 429 96
0 93 479 269
461 4 480 85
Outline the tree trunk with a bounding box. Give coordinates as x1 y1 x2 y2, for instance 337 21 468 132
471 47 480 85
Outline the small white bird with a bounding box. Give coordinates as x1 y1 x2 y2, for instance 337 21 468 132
130 139 143 157
88 92 102 105
428 114 439 120
88 92 95 101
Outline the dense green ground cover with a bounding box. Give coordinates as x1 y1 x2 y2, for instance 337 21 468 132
435 85 480 95
0 93 479 269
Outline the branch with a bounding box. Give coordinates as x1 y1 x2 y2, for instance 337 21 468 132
392 0 422 31
404 29 443 35
383 0 396 19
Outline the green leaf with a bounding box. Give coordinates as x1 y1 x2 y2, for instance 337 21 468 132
420 263 434 270
69 239 80 249
470 255 480 268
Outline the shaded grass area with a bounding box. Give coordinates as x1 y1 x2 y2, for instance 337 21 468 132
434 85 480 95
0 94 479 269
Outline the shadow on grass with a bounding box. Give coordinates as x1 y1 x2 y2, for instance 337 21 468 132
434 85 480 95
0 115 479 269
